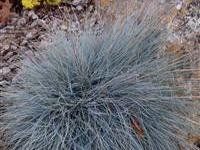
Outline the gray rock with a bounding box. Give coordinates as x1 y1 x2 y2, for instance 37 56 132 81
17 18 27 26
0 80 9 86
37 19 48 28
72 0 82 6
28 11 39 20
3 45 9 50
0 67 10 75
26 32 33 39
76 5 83 11
10 45 18 50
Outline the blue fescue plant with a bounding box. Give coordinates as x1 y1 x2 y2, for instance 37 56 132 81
1 5 199 150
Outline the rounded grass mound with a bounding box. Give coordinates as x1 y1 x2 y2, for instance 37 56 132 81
1 11 198 150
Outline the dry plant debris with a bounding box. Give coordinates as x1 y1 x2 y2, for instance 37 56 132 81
0 0 14 24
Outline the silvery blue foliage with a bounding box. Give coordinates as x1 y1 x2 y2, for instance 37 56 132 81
1 10 198 150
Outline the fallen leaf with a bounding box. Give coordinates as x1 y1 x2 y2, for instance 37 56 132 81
131 116 144 139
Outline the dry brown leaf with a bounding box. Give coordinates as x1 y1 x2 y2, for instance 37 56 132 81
131 116 144 139
100 0 113 8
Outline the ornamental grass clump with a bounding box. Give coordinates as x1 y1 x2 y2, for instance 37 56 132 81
1 6 199 150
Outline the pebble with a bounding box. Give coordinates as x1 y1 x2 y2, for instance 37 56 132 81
28 10 39 20
0 81 9 87
76 5 83 11
17 18 26 26
176 2 182 10
26 32 33 39
0 67 10 75
72 0 82 6
24 50 34 58
39 41 50 49
9 63 20 70
21 40 28 46
3 45 9 50
3 52 14 61
10 45 18 50
61 23 68 30
31 19 48 29
37 19 48 28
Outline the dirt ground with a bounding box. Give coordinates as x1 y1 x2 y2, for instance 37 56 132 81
0 0 199 149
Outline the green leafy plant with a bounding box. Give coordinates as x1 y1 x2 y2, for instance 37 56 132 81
21 0 62 9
